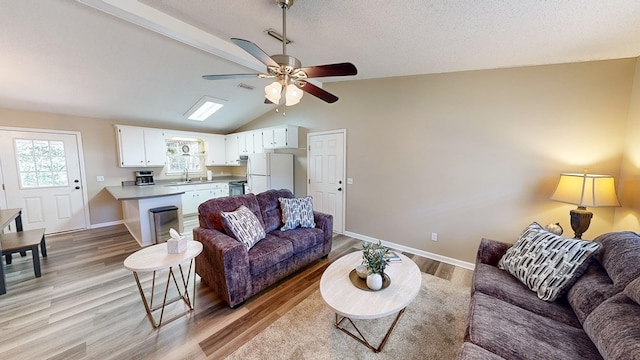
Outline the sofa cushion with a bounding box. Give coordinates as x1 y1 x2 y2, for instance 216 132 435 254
473 263 581 328
467 292 603 360
456 342 506 360
498 222 601 302
593 231 640 290
272 227 324 254
220 205 266 250
279 196 316 231
256 189 294 233
625 277 640 305
566 261 617 325
247 234 294 276
198 193 264 232
583 292 640 360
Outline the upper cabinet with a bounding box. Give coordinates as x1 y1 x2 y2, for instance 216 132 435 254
203 134 225 166
225 134 240 165
115 125 167 167
115 124 299 168
238 132 255 156
261 125 298 150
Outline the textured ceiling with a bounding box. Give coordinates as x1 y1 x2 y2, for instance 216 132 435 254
0 0 639 133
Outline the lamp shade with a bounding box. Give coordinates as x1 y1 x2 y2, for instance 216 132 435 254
550 173 620 208
285 84 303 106
265 81 282 104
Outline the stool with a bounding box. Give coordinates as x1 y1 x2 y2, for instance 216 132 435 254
1 229 47 277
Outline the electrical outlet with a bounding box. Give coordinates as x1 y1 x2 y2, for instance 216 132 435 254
96 176 105 182
431 233 438 241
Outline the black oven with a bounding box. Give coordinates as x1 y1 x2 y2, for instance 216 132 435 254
229 181 246 196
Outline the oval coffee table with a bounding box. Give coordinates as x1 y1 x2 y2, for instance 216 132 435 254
320 250 421 352
124 241 203 328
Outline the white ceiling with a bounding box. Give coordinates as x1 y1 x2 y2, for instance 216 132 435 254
1 0 640 133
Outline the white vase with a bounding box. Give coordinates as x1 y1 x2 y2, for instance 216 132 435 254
366 273 383 290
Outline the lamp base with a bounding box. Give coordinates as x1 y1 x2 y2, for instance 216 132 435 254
570 207 592 239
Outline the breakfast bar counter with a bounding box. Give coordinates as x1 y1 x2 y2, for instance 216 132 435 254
106 185 186 247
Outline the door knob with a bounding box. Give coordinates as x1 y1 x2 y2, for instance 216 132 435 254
74 179 79 183
75 186 80 190
338 187 342 191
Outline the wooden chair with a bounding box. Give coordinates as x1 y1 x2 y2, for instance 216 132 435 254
1 229 47 277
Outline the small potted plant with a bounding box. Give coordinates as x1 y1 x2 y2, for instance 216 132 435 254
361 240 391 290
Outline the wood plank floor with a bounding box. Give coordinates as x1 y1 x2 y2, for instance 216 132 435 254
0 219 472 359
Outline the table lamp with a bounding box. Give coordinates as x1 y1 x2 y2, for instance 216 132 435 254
550 170 620 239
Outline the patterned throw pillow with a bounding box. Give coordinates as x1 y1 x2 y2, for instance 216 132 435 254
279 196 316 231
498 222 602 302
220 205 266 250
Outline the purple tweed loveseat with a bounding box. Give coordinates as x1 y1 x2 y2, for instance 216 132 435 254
457 231 640 360
193 189 333 308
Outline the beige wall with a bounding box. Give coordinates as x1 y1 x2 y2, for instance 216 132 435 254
614 58 640 230
241 58 638 263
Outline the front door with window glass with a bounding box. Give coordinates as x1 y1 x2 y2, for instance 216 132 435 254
0 130 87 233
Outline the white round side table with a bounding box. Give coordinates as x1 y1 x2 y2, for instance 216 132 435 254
124 241 203 328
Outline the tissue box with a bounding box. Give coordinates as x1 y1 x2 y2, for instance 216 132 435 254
167 236 187 254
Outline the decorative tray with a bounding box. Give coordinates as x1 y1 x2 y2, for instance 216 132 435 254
348 269 390 291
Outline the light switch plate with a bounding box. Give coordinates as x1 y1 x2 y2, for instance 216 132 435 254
347 178 353 185
96 176 105 182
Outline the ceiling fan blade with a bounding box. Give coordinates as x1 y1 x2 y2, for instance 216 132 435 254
202 74 260 80
300 62 358 78
231 38 279 68
297 81 339 103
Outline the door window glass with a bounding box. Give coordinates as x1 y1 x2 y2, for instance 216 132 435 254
14 139 69 188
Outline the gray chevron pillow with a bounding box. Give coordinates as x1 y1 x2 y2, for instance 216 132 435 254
220 205 266 250
279 196 316 231
498 222 602 302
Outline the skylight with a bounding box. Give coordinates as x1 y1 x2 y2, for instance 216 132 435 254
184 96 224 121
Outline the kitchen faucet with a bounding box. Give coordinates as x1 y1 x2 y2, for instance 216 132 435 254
184 167 190 182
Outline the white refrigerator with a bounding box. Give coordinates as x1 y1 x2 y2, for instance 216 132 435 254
246 153 294 194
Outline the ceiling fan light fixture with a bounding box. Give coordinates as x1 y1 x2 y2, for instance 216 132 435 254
265 81 283 104
285 84 303 106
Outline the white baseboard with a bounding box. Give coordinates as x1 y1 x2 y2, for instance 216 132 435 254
90 220 123 229
343 231 475 271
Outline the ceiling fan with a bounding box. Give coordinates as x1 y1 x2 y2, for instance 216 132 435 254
202 0 357 106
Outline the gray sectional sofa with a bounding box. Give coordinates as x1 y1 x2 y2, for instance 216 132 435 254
457 231 640 360
193 189 333 308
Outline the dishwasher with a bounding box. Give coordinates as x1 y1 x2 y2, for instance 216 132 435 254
228 181 246 196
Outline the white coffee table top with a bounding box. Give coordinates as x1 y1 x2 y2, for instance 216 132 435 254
123 241 203 272
320 251 422 319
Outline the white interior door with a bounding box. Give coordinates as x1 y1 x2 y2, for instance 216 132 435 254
307 130 345 233
0 129 88 233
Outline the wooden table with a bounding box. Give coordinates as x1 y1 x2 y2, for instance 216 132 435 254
0 208 24 294
319 251 422 352
123 241 203 328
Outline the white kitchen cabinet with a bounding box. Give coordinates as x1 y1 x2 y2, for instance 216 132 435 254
143 128 168 166
238 132 255 156
180 183 230 215
252 130 264 154
262 125 298 150
115 125 167 167
225 134 240 165
204 134 226 166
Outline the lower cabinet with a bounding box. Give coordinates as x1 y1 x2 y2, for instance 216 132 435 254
181 183 230 215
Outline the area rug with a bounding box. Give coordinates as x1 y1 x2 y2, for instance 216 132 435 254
226 273 471 359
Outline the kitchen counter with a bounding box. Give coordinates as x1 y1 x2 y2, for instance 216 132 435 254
105 185 186 200
107 185 184 247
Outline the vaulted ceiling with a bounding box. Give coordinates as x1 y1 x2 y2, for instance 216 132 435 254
1 0 639 133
